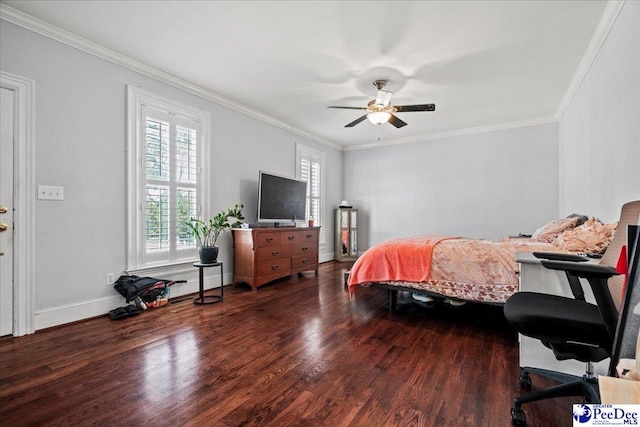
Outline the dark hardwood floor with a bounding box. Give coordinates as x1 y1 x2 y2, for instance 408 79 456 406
1 262 576 426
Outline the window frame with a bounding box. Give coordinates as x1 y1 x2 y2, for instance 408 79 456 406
126 86 211 275
296 143 326 247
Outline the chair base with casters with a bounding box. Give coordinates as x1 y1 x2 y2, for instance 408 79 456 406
510 363 600 426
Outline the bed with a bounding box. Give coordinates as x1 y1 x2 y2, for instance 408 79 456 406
347 215 618 306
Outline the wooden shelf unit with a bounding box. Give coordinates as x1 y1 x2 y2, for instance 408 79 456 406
232 227 320 291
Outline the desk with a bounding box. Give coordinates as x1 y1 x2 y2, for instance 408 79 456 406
193 261 223 305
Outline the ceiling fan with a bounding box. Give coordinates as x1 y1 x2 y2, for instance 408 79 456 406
328 80 435 128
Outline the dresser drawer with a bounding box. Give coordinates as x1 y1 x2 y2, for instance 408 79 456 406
255 232 281 248
292 243 317 256
292 255 316 270
280 231 299 245
299 230 318 244
256 245 292 260
257 259 291 277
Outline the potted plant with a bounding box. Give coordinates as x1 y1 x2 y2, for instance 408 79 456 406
187 204 244 263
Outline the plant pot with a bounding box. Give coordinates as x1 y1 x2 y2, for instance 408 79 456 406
199 246 219 264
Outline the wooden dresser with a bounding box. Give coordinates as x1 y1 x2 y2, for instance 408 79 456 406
232 227 320 291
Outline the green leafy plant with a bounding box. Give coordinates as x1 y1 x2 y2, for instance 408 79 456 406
186 204 244 248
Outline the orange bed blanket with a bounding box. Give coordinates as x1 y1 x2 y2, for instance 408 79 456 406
347 235 459 297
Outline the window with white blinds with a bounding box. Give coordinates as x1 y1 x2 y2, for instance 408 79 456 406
296 144 325 243
300 157 320 224
127 87 210 271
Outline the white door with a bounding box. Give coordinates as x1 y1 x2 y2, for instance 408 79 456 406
0 87 15 336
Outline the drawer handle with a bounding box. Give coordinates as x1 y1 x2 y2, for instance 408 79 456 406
302 247 308 251
271 251 279 256
288 236 295 240
272 265 280 270
302 259 308 264
306 234 313 238
266 237 273 242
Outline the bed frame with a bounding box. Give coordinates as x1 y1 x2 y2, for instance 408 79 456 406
344 269 500 311
369 282 503 312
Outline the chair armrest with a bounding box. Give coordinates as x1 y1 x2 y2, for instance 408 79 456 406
540 260 620 340
540 260 619 278
533 252 589 262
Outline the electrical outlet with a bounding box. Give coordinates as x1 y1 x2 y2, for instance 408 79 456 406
106 273 115 286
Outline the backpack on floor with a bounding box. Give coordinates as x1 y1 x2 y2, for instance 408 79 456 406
113 275 170 303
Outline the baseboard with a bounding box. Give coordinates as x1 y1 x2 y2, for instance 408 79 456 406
35 295 125 330
34 255 337 330
35 270 232 330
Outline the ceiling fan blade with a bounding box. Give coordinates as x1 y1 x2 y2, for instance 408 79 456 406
375 90 393 107
345 115 368 127
388 114 408 128
394 104 436 112
328 106 367 110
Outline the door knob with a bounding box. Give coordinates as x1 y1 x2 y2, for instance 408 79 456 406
0 206 7 214
0 223 7 232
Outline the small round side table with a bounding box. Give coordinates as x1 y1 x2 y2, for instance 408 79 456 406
193 261 224 305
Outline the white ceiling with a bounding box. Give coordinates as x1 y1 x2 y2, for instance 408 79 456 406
2 0 609 149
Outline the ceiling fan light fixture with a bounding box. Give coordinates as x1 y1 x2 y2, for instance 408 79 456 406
367 111 391 125
328 79 434 128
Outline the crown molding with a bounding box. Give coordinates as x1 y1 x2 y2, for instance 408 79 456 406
0 4 342 151
342 116 559 151
555 0 626 119
2 2 615 153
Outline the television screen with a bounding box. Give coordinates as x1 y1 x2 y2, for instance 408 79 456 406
258 171 307 225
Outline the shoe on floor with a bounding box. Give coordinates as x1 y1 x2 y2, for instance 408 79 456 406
444 298 466 307
411 293 434 303
108 306 129 320
124 305 141 316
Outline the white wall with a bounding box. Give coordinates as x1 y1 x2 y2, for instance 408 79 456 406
342 0 640 251
343 123 560 248
559 0 640 222
0 21 341 329
3 0 637 331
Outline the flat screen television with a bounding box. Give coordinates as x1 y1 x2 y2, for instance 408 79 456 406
257 171 307 226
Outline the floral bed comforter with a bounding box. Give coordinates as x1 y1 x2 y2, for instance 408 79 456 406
347 236 566 304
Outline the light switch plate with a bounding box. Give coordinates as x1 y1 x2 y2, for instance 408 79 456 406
38 185 64 200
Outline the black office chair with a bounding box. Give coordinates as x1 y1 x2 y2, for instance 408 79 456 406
503 201 640 426
504 258 619 426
